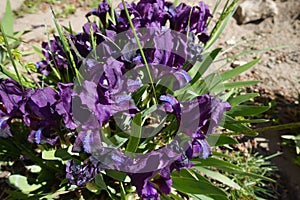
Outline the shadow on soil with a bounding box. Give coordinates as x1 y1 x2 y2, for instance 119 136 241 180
253 93 300 200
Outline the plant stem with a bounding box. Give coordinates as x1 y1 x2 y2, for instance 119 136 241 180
0 23 24 91
121 0 157 103
231 122 300 135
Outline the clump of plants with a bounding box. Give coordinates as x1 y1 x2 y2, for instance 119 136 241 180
0 0 278 199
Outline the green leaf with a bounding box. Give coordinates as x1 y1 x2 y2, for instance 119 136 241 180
228 93 259 106
95 174 107 190
193 157 242 171
193 157 275 182
126 113 142 153
189 194 214 200
223 80 260 90
227 119 269 124
207 134 238 146
220 58 260 81
190 194 229 200
86 182 101 194
223 115 253 133
54 148 72 160
42 149 62 161
205 0 238 50
0 24 25 89
227 105 270 116
172 177 227 197
169 193 185 200
50 7 79 81
5 190 30 200
189 48 222 85
193 166 241 189
105 170 127 181
9 175 42 194
32 45 45 59
172 168 210 183
2 0 14 36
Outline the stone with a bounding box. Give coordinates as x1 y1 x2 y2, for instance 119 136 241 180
234 0 278 24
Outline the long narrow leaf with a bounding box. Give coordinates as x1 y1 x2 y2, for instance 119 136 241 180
172 177 228 197
126 113 142 153
223 80 260 90
228 93 259 106
2 0 14 36
189 48 222 85
227 105 270 116
193 166 241 189
220 58 260 81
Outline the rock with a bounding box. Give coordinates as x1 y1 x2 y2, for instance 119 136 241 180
267 62 274 69
234 0 278 24
226 38 236 45
231 60 247 68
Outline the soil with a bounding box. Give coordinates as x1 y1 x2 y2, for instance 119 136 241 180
1 0 300 199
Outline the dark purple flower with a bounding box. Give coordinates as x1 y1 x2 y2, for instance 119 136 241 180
0 79 27 137
170 153 193 172
185 133 211 159
27 128 58 145
129 172 159 200
0 79 25 115
72 116 101 153
141 182 160 200
159 94 181 124
23 87 58 128
166 2 212 43
0 117 11 137
180 94 231 137
70 33 92 58
86 0 111 27
66 159 99 186
36 36 70 76
135 0 170 28
153 167 172 194
56 83 77 130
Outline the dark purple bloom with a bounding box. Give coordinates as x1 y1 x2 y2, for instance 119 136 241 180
129 172 159 200
135 0 170 28
153 167 172 194
86 0 111 27
141 182 160 200
185 133 211 159
36 36 70 76
0 79 25 115
170 153 193 172
56 83 77 130
23 87 61 144
66 159 99 186
165 2 212 43
159 94 181 124
0 79 26 137
27 128 58 145
180 94 231 137
70 33 92 58
72 115 101 153
0 117 11 137
23 87 58 128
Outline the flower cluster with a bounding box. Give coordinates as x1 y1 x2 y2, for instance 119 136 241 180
36 0 212 79
0 0 232 199
0 79 76 144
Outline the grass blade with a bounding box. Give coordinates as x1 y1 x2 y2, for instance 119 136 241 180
2 0 14 36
